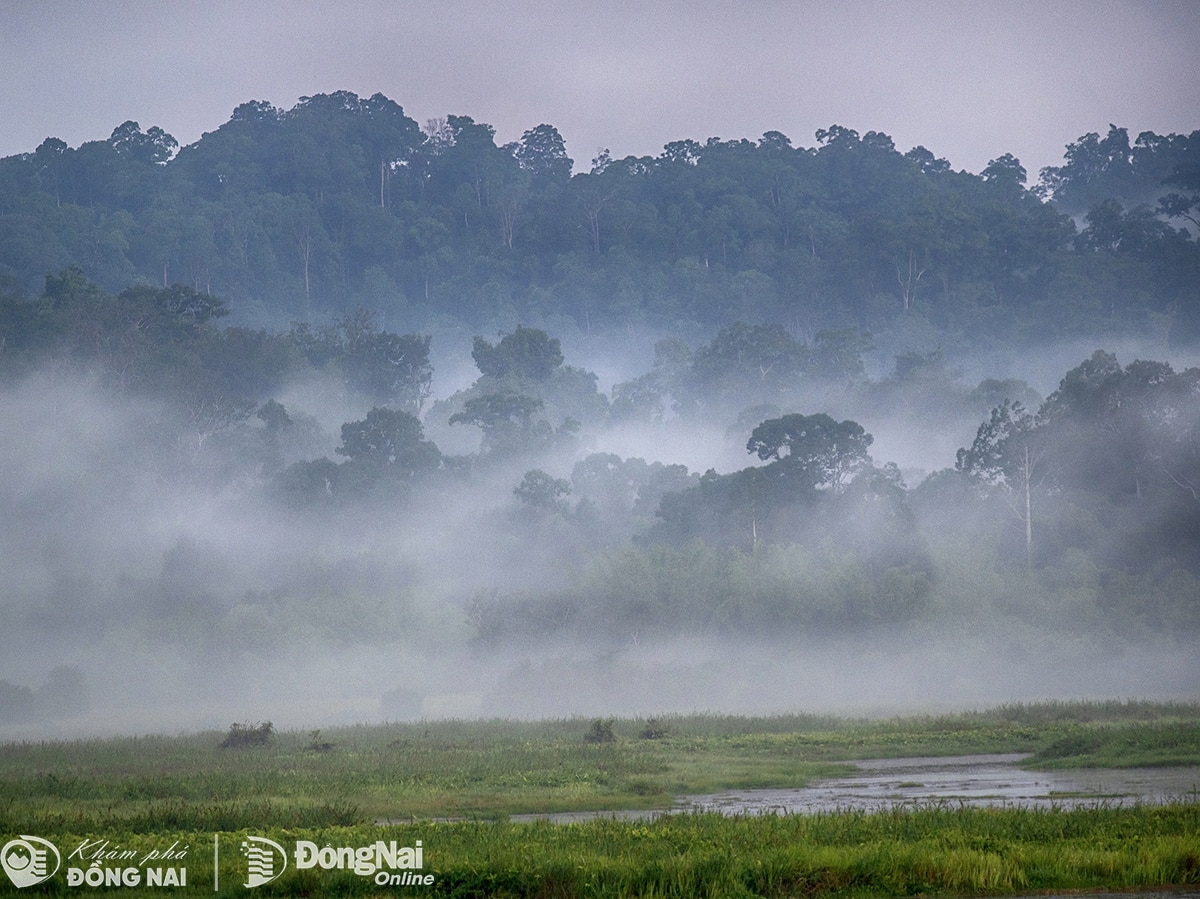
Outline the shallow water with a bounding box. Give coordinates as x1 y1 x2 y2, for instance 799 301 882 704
509 753 1200 823
677 752 1200 815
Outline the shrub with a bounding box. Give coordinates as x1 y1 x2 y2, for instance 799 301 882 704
219 721 274 749
584 717 616 744
306 729 334 753
639 718 670 739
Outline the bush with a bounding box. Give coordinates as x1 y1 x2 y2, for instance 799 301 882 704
306 729 334 753
584 718 616 744
639 718 669 739
219 721 274 749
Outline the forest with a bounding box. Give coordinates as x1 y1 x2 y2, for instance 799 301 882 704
0 91 1197 347
0 91 1198 732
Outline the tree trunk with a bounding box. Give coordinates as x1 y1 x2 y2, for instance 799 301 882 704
1023 445 1033 566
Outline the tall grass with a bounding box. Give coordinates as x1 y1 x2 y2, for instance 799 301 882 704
384 805 1200 897
1029 720 1200 768
16 804 1193 897
2 701 1197 832
1 703 1198 896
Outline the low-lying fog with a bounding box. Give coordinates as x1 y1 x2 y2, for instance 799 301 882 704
2 332 1198 742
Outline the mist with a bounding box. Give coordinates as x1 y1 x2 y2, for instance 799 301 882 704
0 62 1196 756
2 323 1198 745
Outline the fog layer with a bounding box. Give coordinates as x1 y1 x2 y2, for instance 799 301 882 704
2 327 1198 740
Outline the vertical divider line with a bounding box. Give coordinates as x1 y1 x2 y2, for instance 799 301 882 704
213 833 219 892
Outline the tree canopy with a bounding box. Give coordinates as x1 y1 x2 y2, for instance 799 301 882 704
0 92 1194 348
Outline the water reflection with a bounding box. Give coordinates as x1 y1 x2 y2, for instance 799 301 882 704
508 753 1199 824
679 753 1200 815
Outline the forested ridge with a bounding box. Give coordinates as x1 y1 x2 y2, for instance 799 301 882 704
1 92 1199 725
1 90 1197 345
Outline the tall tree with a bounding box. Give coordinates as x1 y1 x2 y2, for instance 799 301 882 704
747 412 873 494
336 406 440 481
956 399 1044 565
471 325 564 381
336 308 432 412
515 124 573 181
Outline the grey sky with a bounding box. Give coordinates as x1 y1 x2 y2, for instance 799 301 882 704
1 0 1197 178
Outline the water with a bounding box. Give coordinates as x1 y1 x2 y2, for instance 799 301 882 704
508 753 1200 823
484 757 1200 899
677 752 1200 815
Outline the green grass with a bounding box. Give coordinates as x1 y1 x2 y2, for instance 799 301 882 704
1028 720 1200 768
1 702 1199 896
6 805 1198 897
2 701 1199 832
0 721 851 831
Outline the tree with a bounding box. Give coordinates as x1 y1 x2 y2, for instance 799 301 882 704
904 145 952 176
570 453 640 512
808 329 871 384
746 412 873 494
489 160 530 249
1158 138 1200 228
336 308 433 412
1037 125 1136 211
650 466 766 550
171 380 257 470
516 124 573 181
335 406 440 481
956 399 1044 564
34 137 68 205
117 283 229 340
34 271 230 391
256 192 331 313
471 325 563 381
610 338 692 422
274 456 340 504
4 97 1194 349
681 322 808 409
359 92 422 208
108 121 178 165
981 153 1027 190
256 398 291 473
448 391 546 454
514 468 572 514
573 167 622 255
1039 351 1199 504
1039 126 1198 217
424 113 513 236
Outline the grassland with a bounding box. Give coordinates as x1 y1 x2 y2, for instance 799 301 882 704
2 700 1199 830
1 701 1198 896
2 805 1196 897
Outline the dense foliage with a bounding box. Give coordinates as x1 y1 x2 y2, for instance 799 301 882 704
1 93 1197 347
1 264 1198 670
1 97 1198 726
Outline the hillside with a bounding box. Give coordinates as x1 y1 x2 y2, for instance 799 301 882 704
0 92 1196 349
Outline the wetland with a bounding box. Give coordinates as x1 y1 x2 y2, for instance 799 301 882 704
1 701 1198 896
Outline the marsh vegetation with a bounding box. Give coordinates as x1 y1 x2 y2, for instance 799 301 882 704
1 71 1198 899
1 703 1198 896
2 701 1197 830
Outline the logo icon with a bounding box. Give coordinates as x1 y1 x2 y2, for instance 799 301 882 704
2 836 61 888
241 836 287 888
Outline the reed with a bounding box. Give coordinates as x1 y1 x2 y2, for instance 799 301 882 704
16 804 1195 897
3 703 1199 832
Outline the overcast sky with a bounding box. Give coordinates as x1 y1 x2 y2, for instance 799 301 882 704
1 0 1197 179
